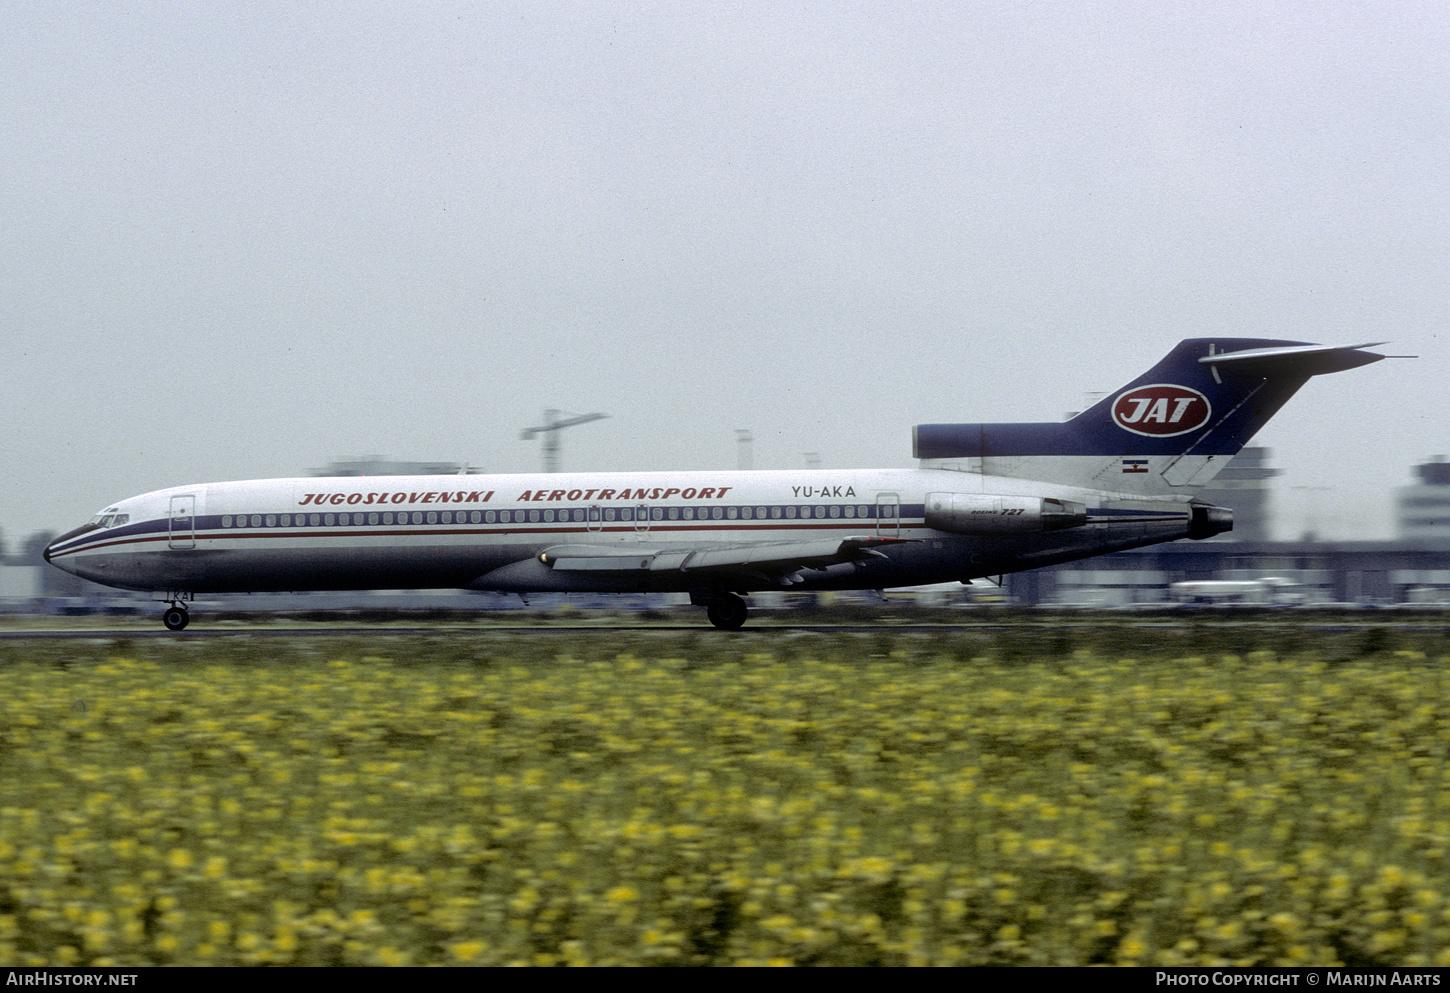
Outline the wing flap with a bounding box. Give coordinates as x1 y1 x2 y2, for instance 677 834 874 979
540 536 913 578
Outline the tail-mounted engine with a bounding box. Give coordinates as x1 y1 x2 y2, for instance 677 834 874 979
1188 502 1234 539
925 493 1088 535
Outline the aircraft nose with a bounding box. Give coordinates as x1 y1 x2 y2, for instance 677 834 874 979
43 523 99 576
43 537 76 576
42 535 75 575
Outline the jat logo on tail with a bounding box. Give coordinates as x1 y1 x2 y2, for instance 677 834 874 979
1111 384 1212 437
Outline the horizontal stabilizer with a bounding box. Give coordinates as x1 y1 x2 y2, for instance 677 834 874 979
1199 341 1388 377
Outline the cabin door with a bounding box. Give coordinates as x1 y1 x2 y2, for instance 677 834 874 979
875 492 900 537
168 495 196 549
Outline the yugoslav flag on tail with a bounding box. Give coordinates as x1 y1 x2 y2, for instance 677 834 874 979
913 339 1389 496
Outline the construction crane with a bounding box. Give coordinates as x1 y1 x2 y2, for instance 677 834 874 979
736 429 753 471
520 409 608 473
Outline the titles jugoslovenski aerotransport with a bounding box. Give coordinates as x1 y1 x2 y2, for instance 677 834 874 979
44 339 1389 630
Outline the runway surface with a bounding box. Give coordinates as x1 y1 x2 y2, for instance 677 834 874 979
3 615 1448 640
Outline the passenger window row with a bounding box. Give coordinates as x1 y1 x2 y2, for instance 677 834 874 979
223 511 485 528
217 504 894 529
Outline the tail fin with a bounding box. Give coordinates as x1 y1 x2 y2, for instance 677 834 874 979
914 339 1387 494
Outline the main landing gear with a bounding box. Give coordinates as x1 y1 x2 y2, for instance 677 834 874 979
161 596 192 631
704 593 748 631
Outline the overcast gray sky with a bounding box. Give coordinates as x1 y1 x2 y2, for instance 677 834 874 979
3 1 1445 547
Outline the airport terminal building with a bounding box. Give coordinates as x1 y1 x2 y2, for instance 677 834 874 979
1008 538 1450 607
1006 455 1450 607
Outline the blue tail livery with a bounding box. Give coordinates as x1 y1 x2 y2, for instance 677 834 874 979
913 339 1387 495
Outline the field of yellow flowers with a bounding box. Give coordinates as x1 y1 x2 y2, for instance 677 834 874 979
1 624 1448 966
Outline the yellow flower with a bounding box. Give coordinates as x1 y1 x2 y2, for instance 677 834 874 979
451 940 488 962
1269 912 1300 935
1118 936 1146 960
374 946 410 966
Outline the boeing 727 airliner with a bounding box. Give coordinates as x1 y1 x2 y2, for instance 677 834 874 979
45 339 1387 630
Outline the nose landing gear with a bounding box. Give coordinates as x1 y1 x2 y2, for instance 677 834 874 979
160 594 193 631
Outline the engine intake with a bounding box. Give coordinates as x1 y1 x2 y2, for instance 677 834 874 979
925 493 1088 535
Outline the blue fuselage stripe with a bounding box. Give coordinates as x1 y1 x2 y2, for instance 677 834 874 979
49 505 930 558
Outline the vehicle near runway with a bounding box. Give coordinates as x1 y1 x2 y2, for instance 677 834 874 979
45 339 1387 631
1170 576 1298 605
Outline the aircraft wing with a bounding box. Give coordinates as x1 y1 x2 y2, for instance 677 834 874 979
538 535 915 586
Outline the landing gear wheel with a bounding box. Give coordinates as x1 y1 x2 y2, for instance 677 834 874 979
162 607 190 632
706 594 748 630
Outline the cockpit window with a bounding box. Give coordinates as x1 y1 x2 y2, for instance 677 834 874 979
89 513 129 528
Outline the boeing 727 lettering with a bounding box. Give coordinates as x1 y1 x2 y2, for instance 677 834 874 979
44 339 1387 630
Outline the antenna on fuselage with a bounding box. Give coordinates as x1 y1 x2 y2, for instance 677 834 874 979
520 409 608 473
